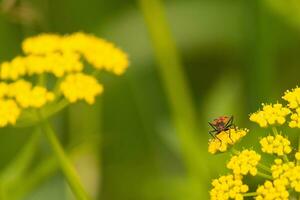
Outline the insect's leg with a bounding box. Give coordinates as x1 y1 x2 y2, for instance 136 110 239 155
208 122 218 131
209 130 222 145
225 116 234 128
228 129 234 143
209 130 217 139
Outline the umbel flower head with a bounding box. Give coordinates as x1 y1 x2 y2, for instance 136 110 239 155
0 32 129 127
209 85 300 200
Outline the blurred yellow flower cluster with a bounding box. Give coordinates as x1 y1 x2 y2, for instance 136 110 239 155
210 85 300 199
210 174 248 200
208 128 248 154
60 73 103 104
260 135 292 156
0 32 129 127
227 150 260 176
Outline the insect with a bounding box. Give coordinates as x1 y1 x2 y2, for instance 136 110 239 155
208 116 235 142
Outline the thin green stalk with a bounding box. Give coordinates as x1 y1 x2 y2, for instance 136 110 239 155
243 192 257 197
283 155 289 162
137 0 204 179
258 163 271 173
39 117 91 200
257 171 273 180
272 127 279 135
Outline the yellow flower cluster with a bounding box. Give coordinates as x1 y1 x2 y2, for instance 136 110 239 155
210 174 248 200
259 135 292 156
0 52 82 80
249 103 290 127
227 150 261 176
208 128 248 154
60 73 103 104
282 87 300 109
22 32 129 75
256 180 289 200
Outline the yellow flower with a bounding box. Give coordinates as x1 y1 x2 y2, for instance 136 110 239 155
0 99 21 127
227 150 261 176
60 73 103 104
210 174 248 200
260 135 292 156
208 128 249 154
249 103 290 127
282 87 300 109
255 179 289 200
22 32 129 75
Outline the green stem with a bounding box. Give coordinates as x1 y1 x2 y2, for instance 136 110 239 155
243 192 257 197
40 118 91 200
258 163 271 173
137 0 203 179
231 147 240 155
272 127 279 135
283 155 289 162
257 171 273 180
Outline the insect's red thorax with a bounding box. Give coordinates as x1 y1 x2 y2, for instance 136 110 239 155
211 116 230 126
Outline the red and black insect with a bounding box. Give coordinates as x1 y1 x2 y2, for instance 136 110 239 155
208 116 235 142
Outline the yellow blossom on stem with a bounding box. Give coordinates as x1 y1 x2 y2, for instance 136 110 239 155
210 174 248 200
249 103 290 127
227 149 261 176
60 73 103 104
256 179 289 200
0 99 21 127
260 135 292 156
282 87 300 109
208 128 248 154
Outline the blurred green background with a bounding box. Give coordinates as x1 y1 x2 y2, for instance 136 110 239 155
0 0 300 199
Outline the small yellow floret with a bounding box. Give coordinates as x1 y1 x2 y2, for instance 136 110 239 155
249 103 290 127
208 128 248 154
260 134 292 156
227 149 261 176
60 73 103 104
